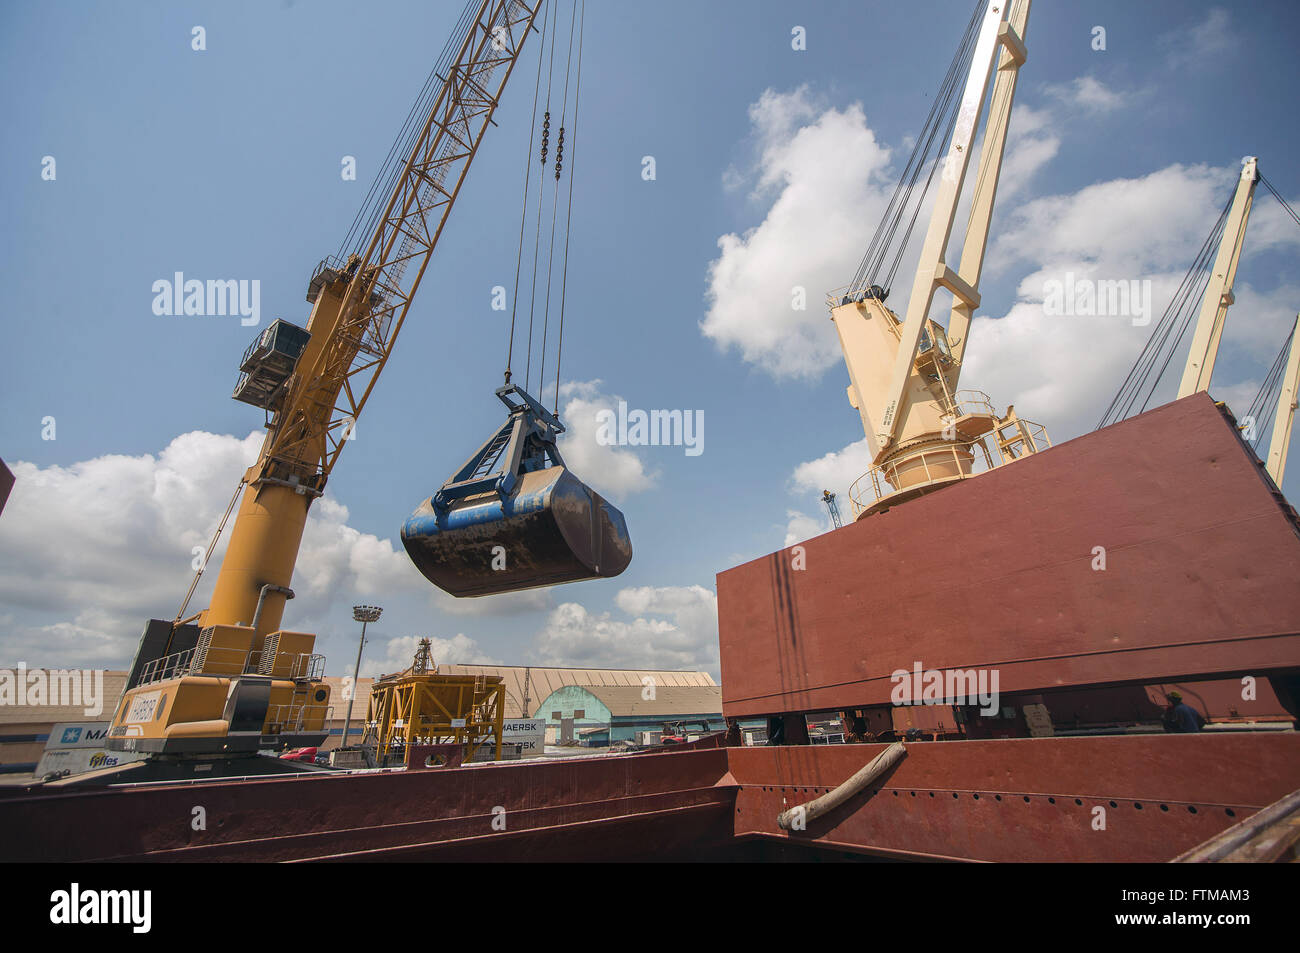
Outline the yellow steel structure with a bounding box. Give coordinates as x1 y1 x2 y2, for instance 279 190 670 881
830 0 1049 520
108 0 544 758
364 641 506 766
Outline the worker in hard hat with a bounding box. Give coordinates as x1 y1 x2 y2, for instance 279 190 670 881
1161 691 1206 733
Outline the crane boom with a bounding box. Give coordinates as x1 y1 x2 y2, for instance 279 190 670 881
273 0 544 487
830 0 1049 522
108 0 546 764
1266 314 1300 485
1177 156 1258 398
205 0 544 637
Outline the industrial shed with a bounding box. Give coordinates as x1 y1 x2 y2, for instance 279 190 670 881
438 664 716 719
320 666 717 749
532 684 724 744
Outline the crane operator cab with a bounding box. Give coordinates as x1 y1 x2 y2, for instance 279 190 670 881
401 384 632 597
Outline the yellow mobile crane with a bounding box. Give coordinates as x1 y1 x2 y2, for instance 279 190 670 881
105 0 546 770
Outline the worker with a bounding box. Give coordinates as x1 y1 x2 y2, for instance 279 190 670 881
1161 691 1206 733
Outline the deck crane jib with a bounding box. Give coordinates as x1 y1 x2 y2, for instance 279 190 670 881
828 0 1050 521
401 0 631 598
1100 157 1300 484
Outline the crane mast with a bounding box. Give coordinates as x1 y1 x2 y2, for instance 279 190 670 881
108 0 545 763
1266 315 1300 484
209 0 545 636
1177 157 1258 398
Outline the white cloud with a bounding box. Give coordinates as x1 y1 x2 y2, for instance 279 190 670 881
969 163 1300 440
1213 379 1263 422
1044 76 1126 114
701 88 893 379
1217 281 1300 361
0 430 535 668
1000 105 1060 199
782 509 830 548
533 584 718 672
989 163 1228 278
365 633 500 679
0 431 261 665
789 436 873 500
1162 8 1237 68
700 77 1123 383
555 379 658 501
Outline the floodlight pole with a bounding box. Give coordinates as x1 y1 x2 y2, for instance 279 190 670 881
342 605 382 747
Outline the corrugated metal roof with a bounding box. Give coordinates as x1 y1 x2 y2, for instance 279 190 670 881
321 676 373 726
576 684 722 718
439 665 717 718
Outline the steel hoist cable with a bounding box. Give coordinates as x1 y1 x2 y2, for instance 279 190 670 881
846 0 985 301
505 0 583 402
553 0 585 414
538 0 581 403
505 0 552 385
523 0 562 391
1102 171 1299 429
1238 172 1299 449
1244 324 1295 454
337 0 482 261
1260 173 1300 230
1098 189 1234 428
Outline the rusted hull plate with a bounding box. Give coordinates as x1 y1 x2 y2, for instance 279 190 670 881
718 394 1300 718
727 732 1300 862
0 749 733 863
5 732 1299 861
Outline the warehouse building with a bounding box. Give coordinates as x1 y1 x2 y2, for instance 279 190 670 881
1 665 722 773
439 664 716 719
322 665 718 748
532 683 724 745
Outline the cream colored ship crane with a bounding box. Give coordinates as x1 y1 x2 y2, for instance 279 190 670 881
1265 316 1300 484
1170 157 1300 487
1178 157 1259 398
831 0 1049 519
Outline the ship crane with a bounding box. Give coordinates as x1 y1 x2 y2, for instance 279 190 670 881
1171 159 1300 486
829 0 1050 521
1101 155 1300 484
106 0 548 769
1263 317 1300 484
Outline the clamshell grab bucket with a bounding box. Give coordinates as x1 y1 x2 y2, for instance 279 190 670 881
401 385 632 597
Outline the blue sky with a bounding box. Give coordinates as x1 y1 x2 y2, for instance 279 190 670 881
2 0 1299 678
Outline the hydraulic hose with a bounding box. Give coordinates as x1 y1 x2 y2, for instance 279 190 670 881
777 741 908 831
